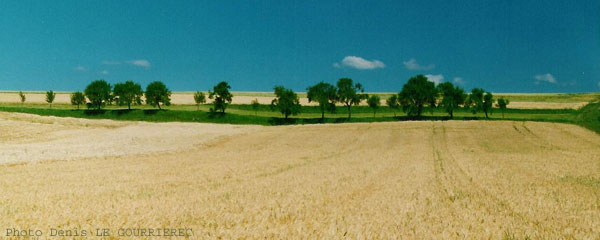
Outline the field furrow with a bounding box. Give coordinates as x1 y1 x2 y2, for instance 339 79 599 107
1 113 599 239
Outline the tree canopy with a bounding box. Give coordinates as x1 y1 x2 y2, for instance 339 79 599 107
307 81 337 119
496 97 510 118
145 81 171 109
84 80 112 110
18 91 26 104
336 78 365 119
193 91 206 110
271 86 301 119
398 75 438 117
209 81 233 113
113 81 143 110
386 95 400 117
70 91 86 110
437 82 466 118
45 90 56 108
466 88 493 118
367 95 381 117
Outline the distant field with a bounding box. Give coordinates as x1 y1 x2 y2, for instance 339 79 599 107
1 91 597 109
1 113 599 238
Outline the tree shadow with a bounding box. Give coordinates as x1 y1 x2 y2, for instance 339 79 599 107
143 109 161 115
111 109 133 116
83 109 106 115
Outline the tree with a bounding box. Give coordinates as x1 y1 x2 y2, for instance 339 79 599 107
251 98 260 115
466 88 493 118
466 88 484 115
496 97 510 118
70 91 86 110
437 82 466 119
483 92 494 118
336 78 365 119
271 86 301 119
208 81 233 113
18 91 26 105
367 95 381 117
193 91 206 110
386 95 400 117
398 75 438 117
307 82 337 119
145 81 171 110
84 80 112 110
46 90 56 108
113 81 143 110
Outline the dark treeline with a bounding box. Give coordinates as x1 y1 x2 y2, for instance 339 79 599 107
61 74 510 119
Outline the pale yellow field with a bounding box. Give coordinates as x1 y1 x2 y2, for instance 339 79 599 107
1 112 600 239
0 92 590 109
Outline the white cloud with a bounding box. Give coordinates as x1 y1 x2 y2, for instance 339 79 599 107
100 70 109 75
453 77 464 85
403 58 434 71
333 62 341 68
425 74 444 85
335 56 385 70
127 59 151 68
74 66 87 72
534 73 557 84
102 61 121 65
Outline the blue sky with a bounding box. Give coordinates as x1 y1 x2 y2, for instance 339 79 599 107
0 0 598 93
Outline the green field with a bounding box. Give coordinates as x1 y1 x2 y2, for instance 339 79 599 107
1 100 598 133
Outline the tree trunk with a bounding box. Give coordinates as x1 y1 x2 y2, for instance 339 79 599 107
128 102 131 110
450 110 453 119
321 110 325 120
347 104 351 119
485 111 488 119
157 100 162 110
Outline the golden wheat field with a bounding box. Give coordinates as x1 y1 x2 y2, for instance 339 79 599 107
1 112 600 239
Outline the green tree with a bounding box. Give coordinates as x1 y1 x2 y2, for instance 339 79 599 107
145 81 171 110
496 97 510 118
466 88 484 115
271 86 301 119
193 91 206 110
386 95 400 117
113 81 143 110
398 75 438 117
46 90 56 108
483 92 494 118
466 88 493 118
208 81 233 113
307 81 337 119
18 91 26 105
70 91 86 110
437 82 466 119
251 98 260 115
336 78 365 119
84 80 112 110
367 95 381 117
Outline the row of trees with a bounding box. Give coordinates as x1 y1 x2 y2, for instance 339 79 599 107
66 80 172 110
393 75 510 119
272 74 510 119
19 75 510 119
